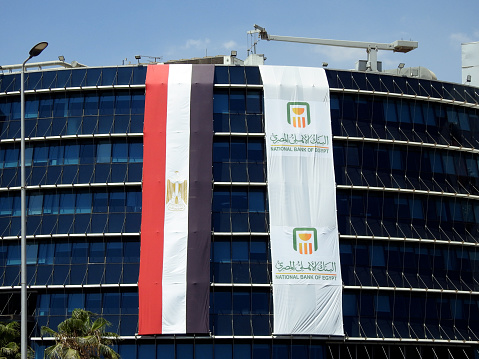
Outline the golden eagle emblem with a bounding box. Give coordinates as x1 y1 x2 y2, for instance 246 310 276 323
166 171 188 211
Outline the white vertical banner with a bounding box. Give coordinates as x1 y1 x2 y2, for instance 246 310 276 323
260 66 343 335
162 64 192 333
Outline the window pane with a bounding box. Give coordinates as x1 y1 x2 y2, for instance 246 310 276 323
28 193 43 215
84 93 99 116
76 193 92 214
112 143 128 163
68 94 83 116
129 142 143 163
64 144 80 165
59 193 75 214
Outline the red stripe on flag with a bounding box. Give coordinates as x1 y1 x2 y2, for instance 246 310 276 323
138 64 169 335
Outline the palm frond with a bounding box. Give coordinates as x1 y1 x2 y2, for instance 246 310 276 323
40 326 59 338
42 309 120 359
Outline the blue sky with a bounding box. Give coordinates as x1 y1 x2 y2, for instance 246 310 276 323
1 0 478 84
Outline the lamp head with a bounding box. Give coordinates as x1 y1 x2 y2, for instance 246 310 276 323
29 42 48 57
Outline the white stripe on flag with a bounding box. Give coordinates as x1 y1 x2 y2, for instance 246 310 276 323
162 64 192 333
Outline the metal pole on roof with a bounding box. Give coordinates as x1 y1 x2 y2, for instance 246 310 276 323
21 41 48 359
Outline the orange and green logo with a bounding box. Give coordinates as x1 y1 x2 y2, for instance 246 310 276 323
287 102 310 128
293 227 318 255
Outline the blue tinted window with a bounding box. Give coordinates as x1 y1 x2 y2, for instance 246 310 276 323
129 142 143 163
109 192 125 212
6 244 20 265
215 344 232 359
86 293 102 313
214 90 229 113
12 196 21 216
131 94 145 114
38 243 54 265
389 149 402 170
66 117 81 135
442 153 456 175
248 139 263 161
97 142 111 163
249 189 265 212
384 101 397 122
68 94 83 116
213 241 230 262
213 140 229 162
39 97 53 118
213 190 230 212
71 242 88 264
28 193 43 215
37 294 51 316
231 138 246 161
4 148 18 168
43 194 59 214
49 145 64 166
103 292 120 314
231 190 247 211
25 99 39 119
123 241 140 262
214 67 229 84
245 66 261 85
89 242 105 263
76 193 92 214
100 93 115 115
84 94 99 116
106 242 122 264
11 101 21 120
232 241 248 261
59 193 75 214
230 90 245 113
93 193 108 212
229 67 245 84
115 93 130 115
138 344 155 358
126 192 142 212
54 243 72 264
0 196 13 215
121 292 138 314
64 144 80 165
53 95 68 118
68 294 84 314
80 144 95 164
196 344 213 359
112 143 128 163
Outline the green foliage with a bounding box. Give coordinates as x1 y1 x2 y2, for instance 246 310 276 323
41 309 120 359
0 321 34 359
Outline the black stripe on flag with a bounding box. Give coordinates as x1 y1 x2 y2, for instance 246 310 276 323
186 64 214 333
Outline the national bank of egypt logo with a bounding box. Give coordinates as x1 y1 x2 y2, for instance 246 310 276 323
287 102 310 128
293 227 318 255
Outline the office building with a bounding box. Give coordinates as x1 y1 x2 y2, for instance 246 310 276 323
0 56 479 358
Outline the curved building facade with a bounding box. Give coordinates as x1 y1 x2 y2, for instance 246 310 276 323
0 63 478 358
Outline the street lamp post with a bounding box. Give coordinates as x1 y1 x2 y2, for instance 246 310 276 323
21 41 48 359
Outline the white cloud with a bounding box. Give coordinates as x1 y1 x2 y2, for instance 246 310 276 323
183 38 211 50
450 32 473 45
223 40 238 50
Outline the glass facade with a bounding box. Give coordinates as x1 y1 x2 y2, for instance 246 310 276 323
1 64 479 358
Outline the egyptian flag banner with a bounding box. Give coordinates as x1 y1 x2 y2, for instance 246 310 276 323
260 66 343 335
138 64 214 335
